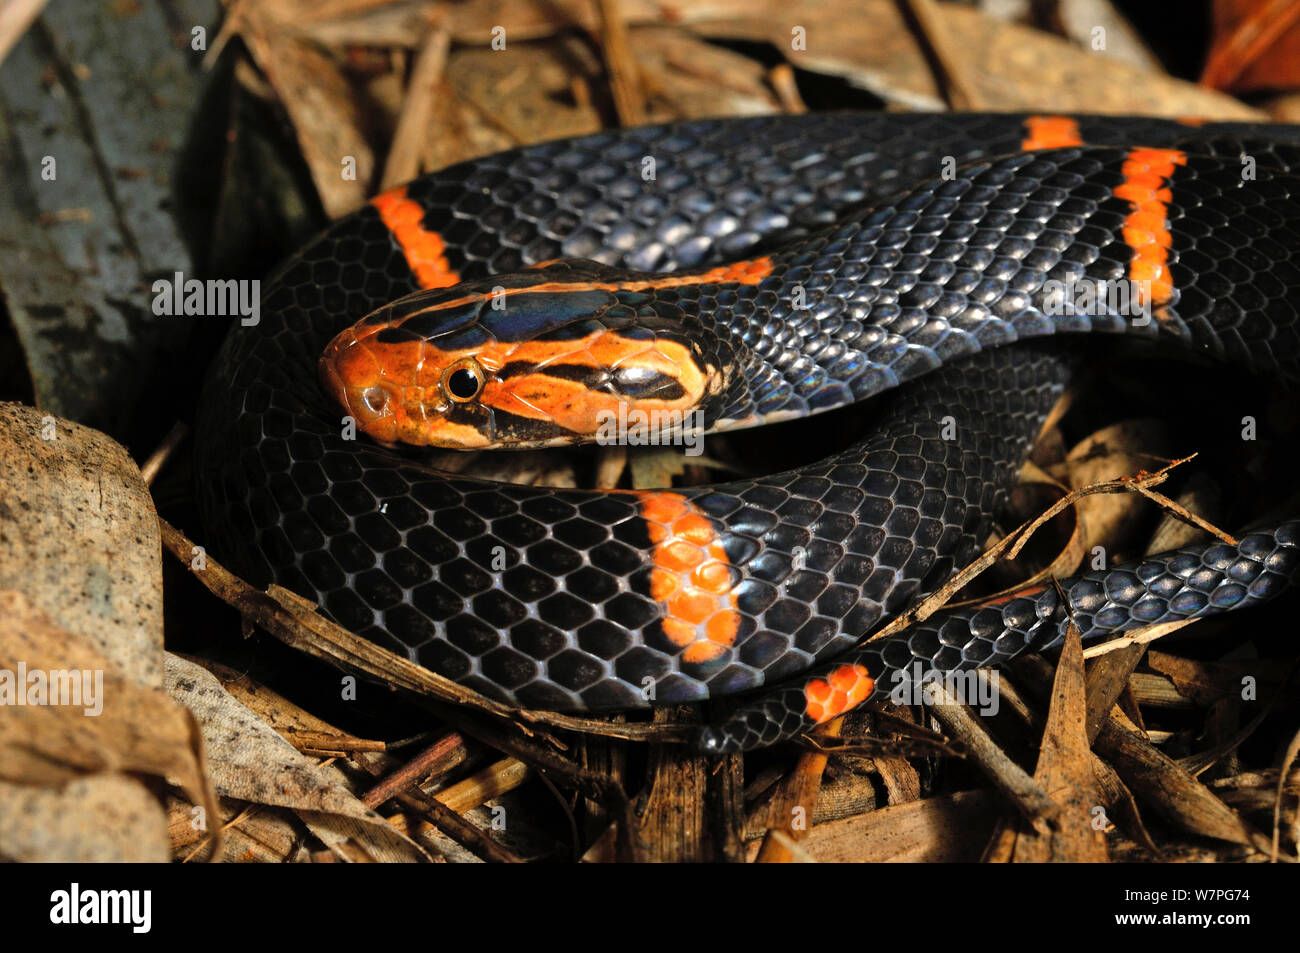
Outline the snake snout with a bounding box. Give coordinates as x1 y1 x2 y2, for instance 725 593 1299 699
319 327 405 441
319 322 502 448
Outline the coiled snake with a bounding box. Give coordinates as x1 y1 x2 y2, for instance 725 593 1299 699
194 113 1300 752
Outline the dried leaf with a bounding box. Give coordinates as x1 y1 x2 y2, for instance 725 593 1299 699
0 403 162 684
1064 419 1174 558
1204 0 1300 93
0 591 215 860
165 654 432 862
1013 624 1108 861
800 789 997 862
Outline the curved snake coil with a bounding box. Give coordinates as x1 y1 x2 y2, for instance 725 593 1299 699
194 113 1300 752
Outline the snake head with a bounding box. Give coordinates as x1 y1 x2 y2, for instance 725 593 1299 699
319 266 720 449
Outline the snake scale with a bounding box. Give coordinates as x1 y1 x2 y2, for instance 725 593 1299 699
194 113 1300 751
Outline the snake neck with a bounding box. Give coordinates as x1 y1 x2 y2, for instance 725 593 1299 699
668 143 1300 435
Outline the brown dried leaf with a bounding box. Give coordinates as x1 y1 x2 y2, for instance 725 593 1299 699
0 591 216 859
1 776 170 863
979 480 1085 597
1084 642 1146 742
1064 419 1174 556
1055 0 1162 72
800 789 997 862
165 653 431 862
1096 713 1265 849
1145 474 1222 554
1014 624 1108 861
446 41 603 150
0 403 162 685
237 22 374 218
696 0 946 110
1146 649 1288 707
1204 0 1300 93
637 707 724 862
629 26 779 119
933 3 1265 116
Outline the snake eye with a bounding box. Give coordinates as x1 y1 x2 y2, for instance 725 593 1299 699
442 358 485 403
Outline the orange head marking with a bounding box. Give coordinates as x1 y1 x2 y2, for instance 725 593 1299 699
319 321 492 448
319 264 722 449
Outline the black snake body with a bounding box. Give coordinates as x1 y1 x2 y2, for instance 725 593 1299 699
194 113 1300 751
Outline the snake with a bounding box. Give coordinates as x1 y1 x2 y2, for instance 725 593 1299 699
194 112 1300 754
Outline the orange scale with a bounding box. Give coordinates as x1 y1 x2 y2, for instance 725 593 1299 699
1020 115 1082 151
1115 185 1156 203
691 560 732 594
827 664 875 713
370 188 459 290
648 571 680 603
1126 210 1169 233
805 678 832 704
1123 231 1159 253
661 540 705 571
633 490 742 666
682 641 728 664
828 664 860 691
705 612 738 646
667 590 716 625
641 494 690 526
672 514 716 546
661 617 696 649
802 665 877 723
